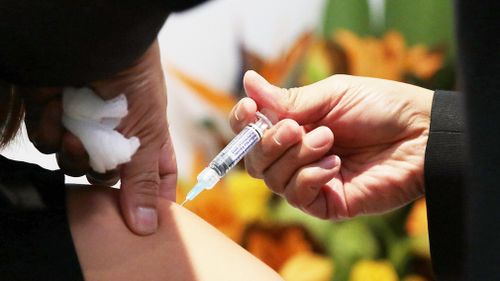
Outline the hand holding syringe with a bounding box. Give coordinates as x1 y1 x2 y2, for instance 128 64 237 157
181 112 273 205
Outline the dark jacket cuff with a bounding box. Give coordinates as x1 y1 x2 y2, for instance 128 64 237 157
424 90 466 280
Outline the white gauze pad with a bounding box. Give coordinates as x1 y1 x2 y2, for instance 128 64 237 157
62 87 140 173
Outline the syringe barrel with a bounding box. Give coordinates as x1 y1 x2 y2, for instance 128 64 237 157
209 112 272 177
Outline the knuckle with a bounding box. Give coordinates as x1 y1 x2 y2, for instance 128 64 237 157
244 157 263 179
282 87 302 114
124 171 160 197
263 176 283 194
295 168 315 188
285 191 300 208
304 202 329 220
259 141 277 157
246 165 262 179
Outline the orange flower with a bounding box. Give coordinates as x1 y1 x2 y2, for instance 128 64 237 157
184 184 245 242
406 46 443 80
333 29 443 81
406 198 431 258
242 32 314 85
406 198 428 236
167 65 236 114
242 224 315 271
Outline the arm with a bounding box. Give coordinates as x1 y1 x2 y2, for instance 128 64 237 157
68 186 283 281
0 156 281 280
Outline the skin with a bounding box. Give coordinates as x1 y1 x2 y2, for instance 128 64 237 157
68 185 283 281
19 41 175 235
229 71 433 220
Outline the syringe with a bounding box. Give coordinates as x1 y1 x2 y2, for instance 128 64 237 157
181 112 273 206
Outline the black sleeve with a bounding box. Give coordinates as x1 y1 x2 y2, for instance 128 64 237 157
0 156 83 281
424 90 466 281
0 0 206 86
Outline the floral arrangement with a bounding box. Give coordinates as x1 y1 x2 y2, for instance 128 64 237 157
174 1 454 280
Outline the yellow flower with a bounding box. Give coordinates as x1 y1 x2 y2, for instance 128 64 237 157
225 170 272 223
178 148 273 243
349 260 398 281
178 149 245 242
280 252 334 281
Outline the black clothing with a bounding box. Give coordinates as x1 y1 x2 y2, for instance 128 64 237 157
0 156 83 281
456 1 500 280
0 0 206 86
424 1 500 280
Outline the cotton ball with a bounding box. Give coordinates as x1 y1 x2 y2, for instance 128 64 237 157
62 88 140 173
63 87 128 124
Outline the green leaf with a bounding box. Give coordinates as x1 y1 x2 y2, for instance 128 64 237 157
327 219 379 281
323 0 370 38
409 235 431 258
385 0 454 51
388 238 412 276
271 199 334 243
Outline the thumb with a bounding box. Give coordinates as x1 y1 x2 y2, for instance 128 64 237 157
120 145 160 235
243 70 344 125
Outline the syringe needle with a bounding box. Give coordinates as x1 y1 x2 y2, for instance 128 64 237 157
180 198 188 206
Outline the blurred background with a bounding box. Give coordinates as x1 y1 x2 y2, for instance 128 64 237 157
2 0 455 280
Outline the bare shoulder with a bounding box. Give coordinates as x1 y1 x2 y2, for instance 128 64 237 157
67 185 282 281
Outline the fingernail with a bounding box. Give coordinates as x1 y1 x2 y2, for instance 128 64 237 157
247 70 268 86
273 122 295 145
234 102 243 121
135 207 158 234
304 127 332 149
318 155 340 169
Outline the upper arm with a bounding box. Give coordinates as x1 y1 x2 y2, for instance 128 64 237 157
67 185 282 281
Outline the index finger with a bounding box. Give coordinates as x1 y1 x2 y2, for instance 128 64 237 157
229 97 257 133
